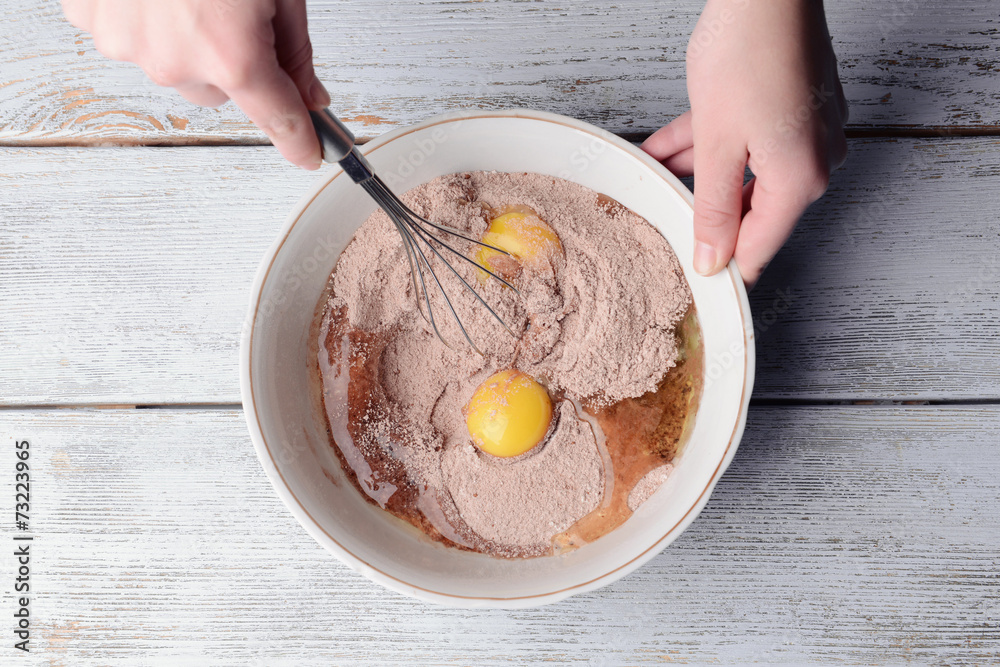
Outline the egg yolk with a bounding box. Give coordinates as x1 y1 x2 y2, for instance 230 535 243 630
476 208 562 281
464 369 553 458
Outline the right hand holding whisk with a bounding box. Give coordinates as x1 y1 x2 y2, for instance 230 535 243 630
62 0 330 170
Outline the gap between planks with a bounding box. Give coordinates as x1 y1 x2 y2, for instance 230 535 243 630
5 125 1000 149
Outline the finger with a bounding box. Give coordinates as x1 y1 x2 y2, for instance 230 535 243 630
90 0 140 62
691 137 748 276
273 0 329 109
662 146 693 177
175 83 229 108
61 0 94 29
225 58 321 169
640 111 693 161
731 176 809 286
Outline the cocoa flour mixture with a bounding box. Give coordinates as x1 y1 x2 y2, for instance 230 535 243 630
316 171 693 557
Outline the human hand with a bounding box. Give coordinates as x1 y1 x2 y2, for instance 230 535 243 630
641 0 848 287
62 0 329 170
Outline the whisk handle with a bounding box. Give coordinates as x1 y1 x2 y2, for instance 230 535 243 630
309 108 355 163
309 108 375 183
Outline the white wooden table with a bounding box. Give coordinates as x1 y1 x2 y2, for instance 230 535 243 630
2 1 999 663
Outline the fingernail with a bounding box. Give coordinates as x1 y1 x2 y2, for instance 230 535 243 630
300 158 322 171
309 78 331 109
693 241 718 276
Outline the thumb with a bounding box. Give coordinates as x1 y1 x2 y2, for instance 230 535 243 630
691 139 747 276
273 0 329 109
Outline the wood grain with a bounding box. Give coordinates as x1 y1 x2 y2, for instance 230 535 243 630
2 0 999 145
3 3 998 663
0 405 996 664
2 137 999 405
751 136 1000 400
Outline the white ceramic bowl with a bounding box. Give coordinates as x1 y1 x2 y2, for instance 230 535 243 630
240 109 754 608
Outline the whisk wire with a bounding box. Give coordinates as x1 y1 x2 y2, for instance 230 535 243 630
401 213 518 339
361 176 519 346
359 180 430 323
388 204 484 355
310 109 517 353
395 222 451 349
373 178 513 254
389 215 431 323
365 177 520 293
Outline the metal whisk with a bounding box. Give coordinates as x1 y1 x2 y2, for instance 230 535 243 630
310 109 518 354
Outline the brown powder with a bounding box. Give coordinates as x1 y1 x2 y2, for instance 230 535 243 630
442 401 604 553
320 171 692 556
627 463 674 512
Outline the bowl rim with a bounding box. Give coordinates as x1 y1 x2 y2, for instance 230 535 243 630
240 108 755 606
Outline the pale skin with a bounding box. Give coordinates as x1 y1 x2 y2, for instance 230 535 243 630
642 0 848 286
63 0 847 286
61 0 330 170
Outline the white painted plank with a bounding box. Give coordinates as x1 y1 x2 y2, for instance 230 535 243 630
1 0 998 145
751 136 1000 399
0 145 307 405
2 137 999 404
0 405 997 664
